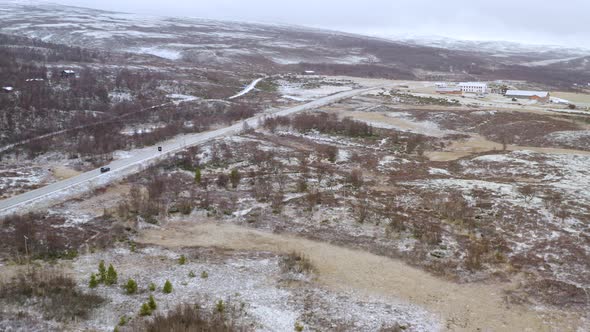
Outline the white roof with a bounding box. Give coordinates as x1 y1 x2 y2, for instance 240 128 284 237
63 70 75 74
2 86 14 91
304 70 315 74
459 82 488 87
506 90 549 98
550 97 570 104
436 87 461 91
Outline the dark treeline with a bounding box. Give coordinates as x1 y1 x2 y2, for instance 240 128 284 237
0 33 103 63
0 34 170 146
19 101 258 162
264 112 374 137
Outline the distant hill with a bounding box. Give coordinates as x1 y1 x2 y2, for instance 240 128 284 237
1 1 588 88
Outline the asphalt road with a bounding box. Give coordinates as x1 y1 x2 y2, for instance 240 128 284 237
0 85 384 214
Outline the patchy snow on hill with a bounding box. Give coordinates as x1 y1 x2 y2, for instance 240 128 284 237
166 94 199 105
277 80 353 102
131 46 182 60
542 130 590 150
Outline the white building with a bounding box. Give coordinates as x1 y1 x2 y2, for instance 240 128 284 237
550 97 570 105
459 82 488 94
505 90 550 102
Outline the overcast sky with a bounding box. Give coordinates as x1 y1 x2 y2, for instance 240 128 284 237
51 0 590 48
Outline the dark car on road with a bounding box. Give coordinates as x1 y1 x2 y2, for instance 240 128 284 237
100 167 111 173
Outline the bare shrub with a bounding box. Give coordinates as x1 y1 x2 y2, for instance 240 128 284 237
316 144 339 163
296 177 308 193
251 178 272 202
305 189 322 210
347 168 364 188
140 301 250 332
262 116 291 132
465 237 491 271
229 169 241 189
1 213 80 260
385 217 407 237
292 112 373 137
350 192 371 224
518 184 537 203
9 213 39 253
216 174 230 189
178 199 194 215
522 279 587 308
146 173 167 200
379 324 408 332
0 267 105 321
406 136 424 154
270 191 285 213
429 190 473 224
543 190 563 212
280 252 315 275
412 221 443 246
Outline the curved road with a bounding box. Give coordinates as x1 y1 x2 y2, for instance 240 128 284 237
0 85 385 214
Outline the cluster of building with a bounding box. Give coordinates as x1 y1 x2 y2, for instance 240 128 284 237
61 70 76 78
435 81 551 102
505 90 550 102
1 69 77 94
435 82 489 95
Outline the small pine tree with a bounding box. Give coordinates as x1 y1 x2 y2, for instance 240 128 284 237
140 302 152 316
114 327 120 332
149 282 156 291
195 167 201 184
125 278 138 294
230 168 241 189
215 299 225 313
201 271 208 279
98 260 107 283
106 264 118 285
148 295 157 310
294 322 305 332
163 280 173 294
188 271 196 278
178 255 187 265
89 273 99 288
118 316 128 326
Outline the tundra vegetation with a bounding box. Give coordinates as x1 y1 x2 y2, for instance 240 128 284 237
1 6 590 330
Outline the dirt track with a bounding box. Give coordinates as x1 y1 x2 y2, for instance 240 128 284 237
425 134 590 161
137 221 584 332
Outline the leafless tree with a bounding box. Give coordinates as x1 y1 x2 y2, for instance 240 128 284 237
271 190 285 213
348 168 364 189
519 184 536 204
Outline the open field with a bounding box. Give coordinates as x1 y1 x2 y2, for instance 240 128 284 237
552 91 590 104
139 221 583 332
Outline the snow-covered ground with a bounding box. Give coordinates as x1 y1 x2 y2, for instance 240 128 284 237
67 245 439 331
131 46 182 60
277 79 354 102
229 78 263 100
166 93 199 105
542 130 590 150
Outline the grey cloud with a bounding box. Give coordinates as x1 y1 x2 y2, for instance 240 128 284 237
52 0 590 48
